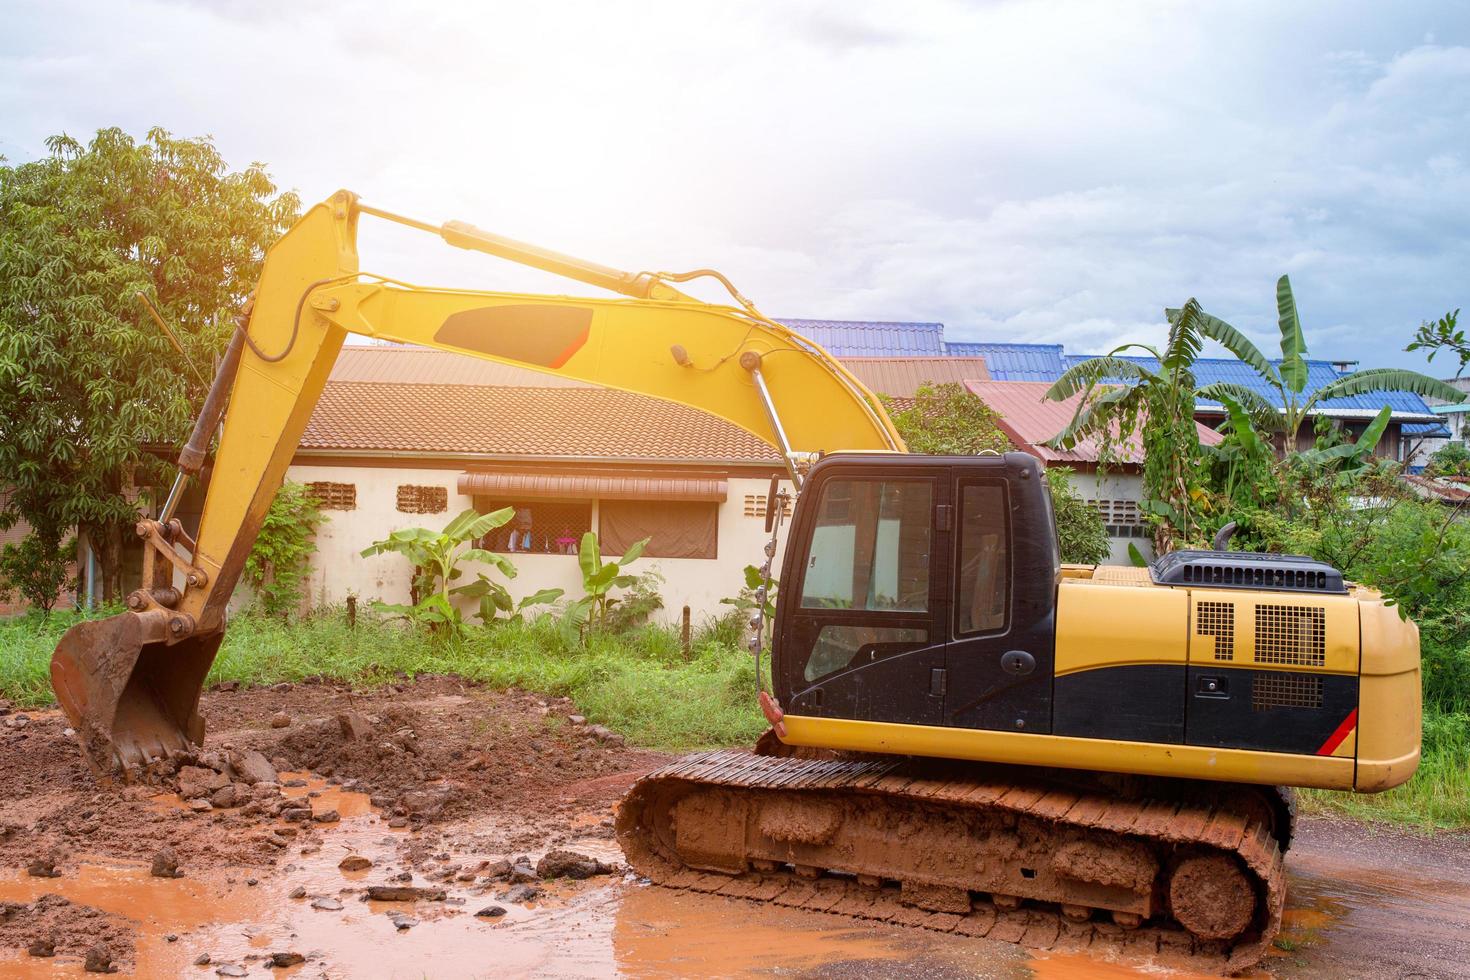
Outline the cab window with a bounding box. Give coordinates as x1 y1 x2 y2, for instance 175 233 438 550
956 483 1009 634
799 479 932 613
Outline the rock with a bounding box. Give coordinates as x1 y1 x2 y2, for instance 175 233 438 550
501 883 540 903
338 855 372 871
216 681 240 692
250 783 281 800
27 857 60 878
388 913 417 930
269 712 291 729
282 779 308 788
536 849 607 880
587 724 613 740
508 861 538 883
246 878 258 887
386 817 408 829
166 934 178 943
475 905 507 918
366 885 446 902
281 808 313 822
194 953 211 965
178 765 230 800
188 799 212 813
270 756 292 771
310 897 343 911
396 788 451 821
210 784 243 809
215 966 247 978
151 847 182 878
270 952 304 968
289 886 307 899
228 749 277 786
568 714 586 725
336 711 374 740
28 937 55 956
312 809 340 824
483 859 512 880
84 945 114 972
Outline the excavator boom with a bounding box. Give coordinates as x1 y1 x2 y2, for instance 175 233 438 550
50 190 901 776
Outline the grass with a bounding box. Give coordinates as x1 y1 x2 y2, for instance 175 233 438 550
0 605 767 751
5 607 1469 829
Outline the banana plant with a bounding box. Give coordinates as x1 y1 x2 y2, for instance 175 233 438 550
560 532 650 641
1293 405 1394 484
1184 275 1465 450
361 507 523 632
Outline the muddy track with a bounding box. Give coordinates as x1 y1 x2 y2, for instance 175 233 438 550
617 750 1286 975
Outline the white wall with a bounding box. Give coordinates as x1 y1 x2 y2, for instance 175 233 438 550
286 463 789 626
1063 468 1149 565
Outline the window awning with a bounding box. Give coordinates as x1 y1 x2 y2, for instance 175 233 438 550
458 471 728 502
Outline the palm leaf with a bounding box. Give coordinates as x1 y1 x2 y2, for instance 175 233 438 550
1213 390 1265 457
578 532 600 581
459 547 517 578
1044 356 1151 402
1357 404 1393 453
453 507 517 542
1171 304 1277 384
1311 367 1467 404
1044 384 1136 449
618 536 650 567
1161 300 1206 372
1195 382 1282 432
1276 275 1308 394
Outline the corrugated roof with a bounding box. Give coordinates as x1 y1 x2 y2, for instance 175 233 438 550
459 472 728 501
301 381 780 463
965 380 1222 465
967 343 1068 382
1057 355 1442 422
331 344 592 387
840 357 990 397
778 319 946 356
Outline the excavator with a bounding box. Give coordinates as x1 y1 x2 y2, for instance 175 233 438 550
49 191 1421 971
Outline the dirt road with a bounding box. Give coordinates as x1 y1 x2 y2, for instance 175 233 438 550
0 679 1464 978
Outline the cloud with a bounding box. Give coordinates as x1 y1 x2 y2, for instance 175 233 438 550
2 0 1467 368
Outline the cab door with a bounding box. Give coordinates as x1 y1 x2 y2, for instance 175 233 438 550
941 460 1057 734
777 462 949 726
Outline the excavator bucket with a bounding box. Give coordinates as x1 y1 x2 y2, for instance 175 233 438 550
49 612 223 778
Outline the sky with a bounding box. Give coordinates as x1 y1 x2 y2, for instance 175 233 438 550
2 0 1468 370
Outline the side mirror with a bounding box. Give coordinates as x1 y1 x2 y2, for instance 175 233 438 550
764 474 781 534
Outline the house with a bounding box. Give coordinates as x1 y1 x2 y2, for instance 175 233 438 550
964 380 1224 563
288 345 791 623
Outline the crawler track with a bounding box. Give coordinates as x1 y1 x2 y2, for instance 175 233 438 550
617 750 1287 974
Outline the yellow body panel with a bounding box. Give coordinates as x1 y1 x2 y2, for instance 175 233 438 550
1054 579 1187 676
1186 590 1359 675
781 714 1356 790
1356 596 1422 791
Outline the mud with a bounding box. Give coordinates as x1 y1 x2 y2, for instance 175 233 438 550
0 679 1466 977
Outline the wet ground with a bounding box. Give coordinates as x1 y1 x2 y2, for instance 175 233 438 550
0 681 1465 978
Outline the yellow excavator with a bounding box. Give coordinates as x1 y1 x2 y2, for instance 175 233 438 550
50 191 1420 971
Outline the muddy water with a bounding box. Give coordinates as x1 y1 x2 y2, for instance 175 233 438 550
1 779 1467 979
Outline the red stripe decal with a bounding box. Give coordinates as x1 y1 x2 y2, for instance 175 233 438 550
1316 707 1358 756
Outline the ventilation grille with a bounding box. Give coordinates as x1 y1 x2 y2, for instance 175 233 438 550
1252 671 1324 711
1150 550 1345 594
743 494 792 519
396 484 448 514
1196 601 1235 661
1255 605 1326 666
307 481 356 511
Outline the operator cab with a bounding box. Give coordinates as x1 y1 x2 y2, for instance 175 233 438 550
773 452 1061 734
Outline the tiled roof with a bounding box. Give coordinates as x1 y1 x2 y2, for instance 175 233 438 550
965 380 1222 466
840 357 990 397
778 319 946 356
300 381 780 463
331 345 591 387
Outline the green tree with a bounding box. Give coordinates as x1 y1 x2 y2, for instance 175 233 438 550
0 128 299 601
242 481 323 618
0 527 73 616
1406 308 1467 378
1187 276 1463 451
881 382 1012 455
1044 468 1111 565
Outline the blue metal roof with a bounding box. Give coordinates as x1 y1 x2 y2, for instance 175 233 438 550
777 319 945 357
1051 354 1440 420
954 342 1066 381
1402 423 1453 438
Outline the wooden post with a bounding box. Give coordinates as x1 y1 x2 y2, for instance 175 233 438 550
346 594 357 630
681 605 692 660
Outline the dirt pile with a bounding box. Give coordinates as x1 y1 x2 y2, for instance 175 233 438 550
0 894 134 970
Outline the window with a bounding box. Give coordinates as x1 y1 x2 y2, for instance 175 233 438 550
307 482 356 511
473 498 591 554
742 493 793 519
600 500 718 559
956 484 1008 634
804 625 929 682
396 485 448 514
799 479 932 612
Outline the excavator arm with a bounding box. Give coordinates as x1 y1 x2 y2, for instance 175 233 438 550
50 189 903 776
